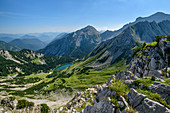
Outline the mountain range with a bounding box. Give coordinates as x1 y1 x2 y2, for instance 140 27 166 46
0 12 170 63
0 40 21 51
101 12 170 41
9 38 46 51
0 32 69 51
86 20 170 67
39 12 170 63
0 12 170 113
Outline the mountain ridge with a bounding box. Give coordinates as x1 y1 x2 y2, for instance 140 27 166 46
101 12 170 41
0 40 21 51
39 25 101 59
86 20 170 67
9 38 47 51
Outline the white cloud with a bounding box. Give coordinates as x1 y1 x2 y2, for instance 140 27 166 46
96 24 123 31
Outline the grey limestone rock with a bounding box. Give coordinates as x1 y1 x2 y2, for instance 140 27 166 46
149 82 170 104
128 88 146 108
135 98 170 113
83 98 115 113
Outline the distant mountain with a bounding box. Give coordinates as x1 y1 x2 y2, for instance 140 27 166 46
9 38 46 51
101 12 170 40
0 37 14 43
0 41 21 51
0 33 23 39
0 32 62 44
20 35 37 39
27 32 61 43
86 20 170 67
39 25 101 58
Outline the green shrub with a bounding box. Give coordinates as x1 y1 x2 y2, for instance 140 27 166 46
9 96 15 101
109 79 129 100
41 104 49 113
132 46 142 57
17 99 34 109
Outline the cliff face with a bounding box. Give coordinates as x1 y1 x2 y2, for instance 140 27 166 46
57 36 170 113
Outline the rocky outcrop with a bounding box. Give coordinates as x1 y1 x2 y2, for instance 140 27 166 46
135 98 170 113
149 82 170 104
128 88 170 113
127 37 170 78
128 88 146 108
83 98 115 113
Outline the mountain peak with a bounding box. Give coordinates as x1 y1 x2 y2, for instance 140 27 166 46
76 25 100 35
136 12 170 23
153 12 166 16
81 25 97 31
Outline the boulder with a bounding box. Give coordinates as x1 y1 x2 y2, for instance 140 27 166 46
136 73 141 78
148 70 163 78
130 75 139 80
96 87 109 102
0 107 5 113
118 101 124 109
105 75 115 85
119 96 129 110
83 98 115 113
143 70 148 77
149 82 170 104
135 98 170 113
149 58 157 70
116 109 121 113
128 88 146 108
123 80 134 88
116 71 125 80
125 71 132 76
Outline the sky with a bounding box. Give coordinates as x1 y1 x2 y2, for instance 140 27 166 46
0 0 170 34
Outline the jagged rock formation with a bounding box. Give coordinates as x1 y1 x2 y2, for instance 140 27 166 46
149 82 170 104
127 37 170 78
39 25 101 59
128 89 170 113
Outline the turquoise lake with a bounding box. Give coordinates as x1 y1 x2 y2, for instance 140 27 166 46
55 63 73 71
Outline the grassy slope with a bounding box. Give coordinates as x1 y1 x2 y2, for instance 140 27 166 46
1 51 126 98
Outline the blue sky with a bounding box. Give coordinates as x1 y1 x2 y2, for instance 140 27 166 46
0 0 170 33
